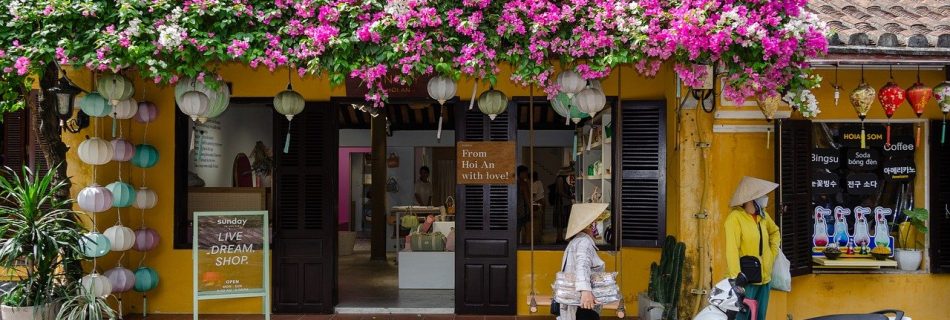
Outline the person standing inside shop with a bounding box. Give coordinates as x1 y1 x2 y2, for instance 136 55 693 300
557 203 609 320
517 165 531 244
552 167 575 244
724 176 781 320
414 166 432 206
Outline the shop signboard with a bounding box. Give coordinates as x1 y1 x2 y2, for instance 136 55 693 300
840 125 886 148
846 149 880 171
845 173 879 195
811 148 841 169
193 211 270 320
811 171 841 194
881 135 916 156
456 141 516 185
883 158 917 181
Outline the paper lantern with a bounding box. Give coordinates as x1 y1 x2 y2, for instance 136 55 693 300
81 273 113 298
104 224 136 251
134 187 158 210
111 98 138 120
175 76 228 122
573 84 606 116
478 87 508 120
850 82 876 120
199 81 231 122
133 228 160 252
427 75 457 105
80 232 111 258
132 144 159 168
111 138 135 162
878 82 905 119
105 266 136 293
133 267 159 292
79 92 112 117
106 181 136 208
134 101 159 123
78 137 114 165
97 73 135 103
557 71 586 97
274 90 305 121
77 184 113 213
906 83 932 118
550 93 571 118
756 93 782 122
569 104 590 124
178 91 210 122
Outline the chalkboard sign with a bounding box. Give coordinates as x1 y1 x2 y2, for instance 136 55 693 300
881 135 916 156
846 173 880 195
883 158 917 181
840 125 886 148
193 211 270 320
811 171 842 194
846 149 880 171
811 148 841 169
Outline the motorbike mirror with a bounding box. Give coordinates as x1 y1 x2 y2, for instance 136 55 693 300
735 273 749 287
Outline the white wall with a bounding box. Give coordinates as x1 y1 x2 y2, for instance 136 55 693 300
189 105 274 187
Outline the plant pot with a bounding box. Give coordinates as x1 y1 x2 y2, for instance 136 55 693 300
1 303 58 320
895 249 923 271
637 292 664 320
339 231 357 256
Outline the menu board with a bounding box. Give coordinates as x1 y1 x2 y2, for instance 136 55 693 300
456 141 516 185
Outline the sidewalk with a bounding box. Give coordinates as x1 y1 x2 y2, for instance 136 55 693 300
123 315 625 320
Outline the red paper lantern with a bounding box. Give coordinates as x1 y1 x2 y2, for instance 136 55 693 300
878 82 906 119
906 82 932 118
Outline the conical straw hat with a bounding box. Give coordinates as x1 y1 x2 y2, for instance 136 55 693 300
565 203 609 240
730 176 779 207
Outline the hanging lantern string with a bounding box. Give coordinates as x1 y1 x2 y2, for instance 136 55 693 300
889 65 894 81
138 251 148 268
468 79 479 110
860 65 865 83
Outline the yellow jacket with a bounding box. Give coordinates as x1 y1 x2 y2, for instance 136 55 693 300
724 208 781 284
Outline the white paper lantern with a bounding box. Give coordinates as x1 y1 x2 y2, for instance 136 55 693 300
81 273 113 298
111 138 135 162
104 266 136 293
573 84 606 116
78 137 114 165
478 88 508 120
178 91 210 122
77 184 113 213
104 224 136 252
274 89 305 121
97 73 135 104
110 98 138 120
557 70 586 97
427 75 457 105
133 187 158 210
175 76 229 123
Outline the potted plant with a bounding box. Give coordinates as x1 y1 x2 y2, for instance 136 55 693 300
56 282 117 320
0 166 85 319
895 208 929 271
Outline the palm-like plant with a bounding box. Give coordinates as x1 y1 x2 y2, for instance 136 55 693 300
0 165 83 308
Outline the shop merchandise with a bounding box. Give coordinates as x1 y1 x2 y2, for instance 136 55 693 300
387 153 400 168
386 177 400 193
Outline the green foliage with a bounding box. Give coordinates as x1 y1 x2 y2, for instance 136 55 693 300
648 236 685 320
56 284 117 320
898 208 929 250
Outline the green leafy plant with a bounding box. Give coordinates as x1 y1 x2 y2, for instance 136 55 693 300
56 284 117 320
898 208 929 250
0 165 84 308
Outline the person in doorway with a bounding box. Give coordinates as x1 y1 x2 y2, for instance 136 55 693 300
552 167 575 244
517 165 532 244
724 176 781 320
531 171 545 243
414 166 432 206
558 203 609 320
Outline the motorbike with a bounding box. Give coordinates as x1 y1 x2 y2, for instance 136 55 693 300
693 274 910 320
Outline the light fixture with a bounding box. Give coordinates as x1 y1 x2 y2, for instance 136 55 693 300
48 74 83 129
477 87 508 120
274 69 306 154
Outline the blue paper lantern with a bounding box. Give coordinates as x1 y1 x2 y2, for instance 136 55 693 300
132 144 159 168
80 232 111 258
133 267 159 292
79 92 112 117
106 181 136 208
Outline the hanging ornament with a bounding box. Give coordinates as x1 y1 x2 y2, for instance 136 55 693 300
109 98 138 137
78 137 114 165
274 69 306 154
81 273 113 298
77 184 113 213
477 87 508 120
132 144 160 168
569 104 590 124
104 223 136 251
550 92 572 125
178 91 211 122
755 92 782 122
79 92 112 117
935 81 950 144
134 101 159 124
80 232 112 258
573 81 607 116
851 70 876 149
907 67 932 146
199 80 231 123
133 267 159 292
832 65 841 107
134 187 158 210
557 70 586 97
427 75 457 141
111 138 135 162
175 76 228 123
878 80 905 145
106 181 136 208
133 228 160 252
105 266 136 293
97 73 135 105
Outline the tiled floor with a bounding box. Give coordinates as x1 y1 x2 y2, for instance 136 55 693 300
336 244 454 310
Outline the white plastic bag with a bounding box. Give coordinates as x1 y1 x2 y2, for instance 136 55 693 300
771 250 791 292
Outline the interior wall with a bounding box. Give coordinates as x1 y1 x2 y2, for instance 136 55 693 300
187 105 274 187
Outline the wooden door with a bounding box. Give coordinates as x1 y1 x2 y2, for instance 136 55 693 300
454 102 517 315
273 103 338 313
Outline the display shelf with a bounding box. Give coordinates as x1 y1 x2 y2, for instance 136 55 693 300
812 256 896 269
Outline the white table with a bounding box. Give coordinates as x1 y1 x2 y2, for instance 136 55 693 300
398 252 455 289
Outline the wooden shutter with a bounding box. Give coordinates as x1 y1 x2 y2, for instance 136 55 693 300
273 103 338 313
615 101 667 247
775 119 813 276
26 91 50 176
1 108 29 170
455 102 517 315
930 120 950 273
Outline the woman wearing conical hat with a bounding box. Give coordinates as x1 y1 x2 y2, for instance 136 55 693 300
725 177 781 320
556 203 609 320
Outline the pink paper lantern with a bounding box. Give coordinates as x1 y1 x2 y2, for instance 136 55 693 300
133 228 160 252
77 184 113 213
134 101 159 123
111 138 135 162
104 266 136 293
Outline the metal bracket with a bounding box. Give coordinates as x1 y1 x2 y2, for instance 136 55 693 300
695 142 710 148
689 288 709 295
694 211 708 219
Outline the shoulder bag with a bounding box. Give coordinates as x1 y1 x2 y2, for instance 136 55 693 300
739 219 765 284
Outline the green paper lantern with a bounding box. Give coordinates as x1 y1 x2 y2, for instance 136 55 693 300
106 181 136 208
97 73 135 103
80 92 112 117
477 87 508 120
133 267 159 292
132 144 159 168
569 104 590 124
80 232 111 258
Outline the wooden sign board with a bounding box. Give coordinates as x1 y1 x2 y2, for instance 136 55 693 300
457 141 516 185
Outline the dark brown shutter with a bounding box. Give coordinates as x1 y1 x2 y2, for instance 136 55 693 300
273 103 338 313
615 101 667 247
1 108 29 170
455 102 517 315
775 119 813 276
930 120 950 273
26 91 50 176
